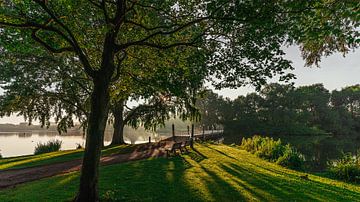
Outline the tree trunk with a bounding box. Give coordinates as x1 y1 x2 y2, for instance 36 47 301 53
190 123 194 148
75 78 110 202
111 101 126 145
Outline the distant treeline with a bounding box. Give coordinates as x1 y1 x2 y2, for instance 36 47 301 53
197 83 360 136
0 123 81 134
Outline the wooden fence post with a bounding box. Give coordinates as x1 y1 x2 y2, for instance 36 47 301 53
203 125 205 140
190 124 194 148
172 123 175 140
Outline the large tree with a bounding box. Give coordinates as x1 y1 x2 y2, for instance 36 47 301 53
1 0 358 201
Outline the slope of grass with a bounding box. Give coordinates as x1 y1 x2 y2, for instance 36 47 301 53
1 143 360 201
0 144 136 170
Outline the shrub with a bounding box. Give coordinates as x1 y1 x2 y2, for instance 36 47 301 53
255 138 285 161
239 135 265 154
276 145 305 170
240 135 304 170
34 140 62 155
328 152 360 183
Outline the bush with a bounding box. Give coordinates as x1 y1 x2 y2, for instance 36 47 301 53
328 152 360 183
240 135 304 170
255 138 285 161
276 145 305 170
34 140 62 155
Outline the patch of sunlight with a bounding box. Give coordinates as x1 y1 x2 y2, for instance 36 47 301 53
231 176 277 201
166 161 175 182
183 166 215 201
200 164 258 201
0 150 81 170
57 173 79 186
182 147 256 201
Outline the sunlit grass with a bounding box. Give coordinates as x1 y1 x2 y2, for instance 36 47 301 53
0 144 135 170
1 143 360 201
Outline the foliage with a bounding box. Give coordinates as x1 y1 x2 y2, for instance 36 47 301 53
196 90 232 129
215 83 360 136
1 144 360 201
276 146 305 170
240 135 304 170
328 151 360 183
34 140 62 155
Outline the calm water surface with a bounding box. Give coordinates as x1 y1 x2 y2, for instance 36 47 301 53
0 130 162 157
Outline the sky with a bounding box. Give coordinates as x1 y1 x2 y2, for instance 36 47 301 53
0 46 359 124
214 46 360 99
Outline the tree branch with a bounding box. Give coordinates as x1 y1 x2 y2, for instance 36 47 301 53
111 51 127 83
32 0 95 77
31 29 74 53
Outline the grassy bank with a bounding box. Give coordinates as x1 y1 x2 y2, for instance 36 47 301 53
1 143 360 201
0 144 136 170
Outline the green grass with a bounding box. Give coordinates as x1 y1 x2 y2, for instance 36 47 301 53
1 143 360 201
0 144 136 170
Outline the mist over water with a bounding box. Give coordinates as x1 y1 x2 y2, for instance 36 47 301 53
0 129 162 158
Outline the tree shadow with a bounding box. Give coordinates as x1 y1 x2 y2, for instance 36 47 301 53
3 144 360 202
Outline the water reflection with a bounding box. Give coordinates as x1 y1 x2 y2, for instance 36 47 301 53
0 128 166 158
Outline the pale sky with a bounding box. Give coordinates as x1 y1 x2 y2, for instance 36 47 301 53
215 46 360 99
1 46 359 124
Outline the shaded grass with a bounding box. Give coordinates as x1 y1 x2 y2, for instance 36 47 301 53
1 143 360 201
0 144 136 170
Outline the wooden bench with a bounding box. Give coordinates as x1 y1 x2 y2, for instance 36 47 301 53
165 142 183 156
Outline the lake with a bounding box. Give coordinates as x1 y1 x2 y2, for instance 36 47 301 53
0 129 163 158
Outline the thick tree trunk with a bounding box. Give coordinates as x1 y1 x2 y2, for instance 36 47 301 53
111 101 126 145
74 27 120 202
75 78 110 202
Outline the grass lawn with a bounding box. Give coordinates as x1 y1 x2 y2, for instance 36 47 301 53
1 143 360 201
0 144 136 170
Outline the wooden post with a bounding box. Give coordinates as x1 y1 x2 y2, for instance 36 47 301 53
187 125 190 136
172 123 175 140
203 125 205 141
149 136 151 143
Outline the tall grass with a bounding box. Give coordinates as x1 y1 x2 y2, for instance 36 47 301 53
328 151 360 183
34 140 62 155
240 135 304 170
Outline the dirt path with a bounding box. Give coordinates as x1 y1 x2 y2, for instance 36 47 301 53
0 144 168 190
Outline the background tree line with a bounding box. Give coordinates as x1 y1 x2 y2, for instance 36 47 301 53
198 83 360 136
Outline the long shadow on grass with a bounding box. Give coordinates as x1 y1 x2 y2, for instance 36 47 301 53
221 161 360 201
202 144 238 160
98 156 205 201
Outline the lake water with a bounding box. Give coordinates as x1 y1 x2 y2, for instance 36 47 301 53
0 130 163 158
